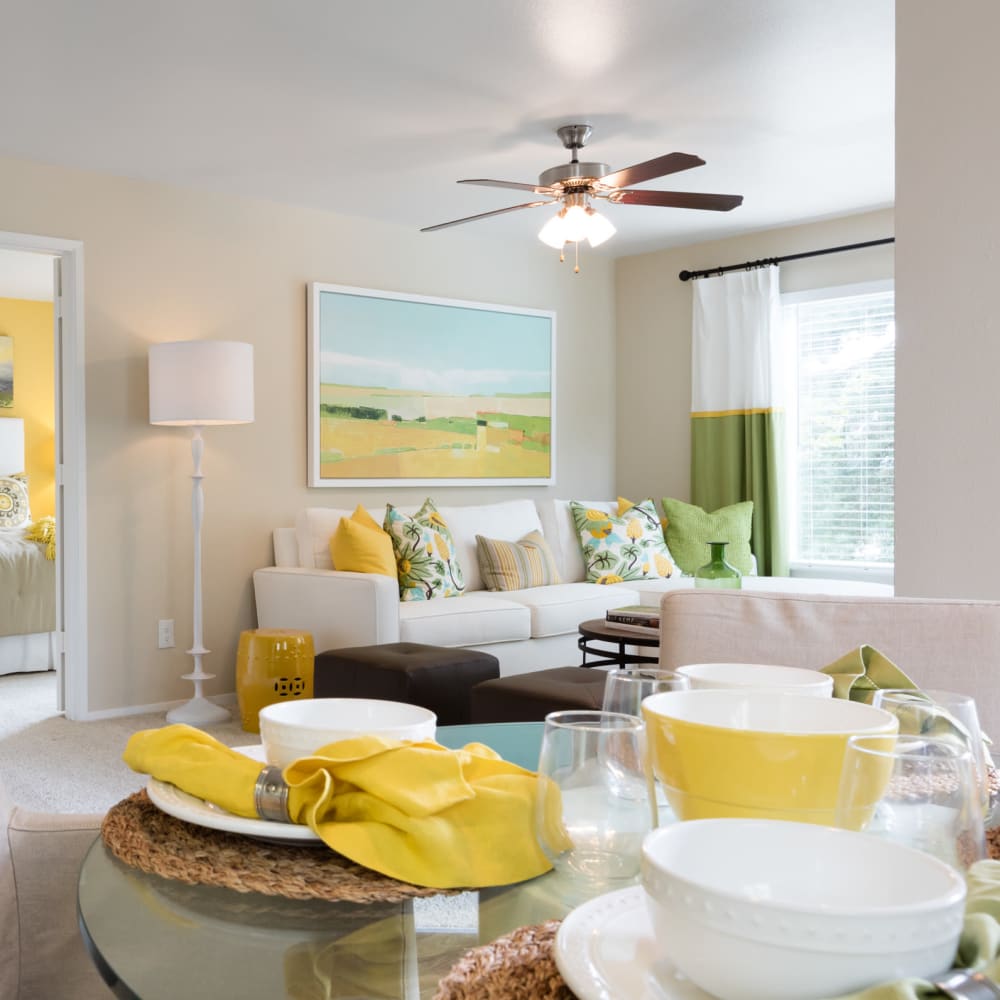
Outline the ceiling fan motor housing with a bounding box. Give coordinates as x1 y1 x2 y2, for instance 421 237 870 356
538 161 610 190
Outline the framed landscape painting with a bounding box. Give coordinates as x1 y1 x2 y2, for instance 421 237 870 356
308 283 555 486
0 335 11 408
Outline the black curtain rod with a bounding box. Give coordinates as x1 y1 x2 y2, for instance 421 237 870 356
677 237 894 282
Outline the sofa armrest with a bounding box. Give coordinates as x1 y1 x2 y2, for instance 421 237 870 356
252 566 401 653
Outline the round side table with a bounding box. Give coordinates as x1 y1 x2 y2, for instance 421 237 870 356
236 628 315 733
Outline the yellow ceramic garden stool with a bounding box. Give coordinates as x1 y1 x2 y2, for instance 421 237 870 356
236 628 315 733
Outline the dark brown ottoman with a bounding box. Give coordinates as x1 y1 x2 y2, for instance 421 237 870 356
313 642 500 725
469 666 609 723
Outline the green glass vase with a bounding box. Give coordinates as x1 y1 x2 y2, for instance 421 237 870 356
694 541 743 589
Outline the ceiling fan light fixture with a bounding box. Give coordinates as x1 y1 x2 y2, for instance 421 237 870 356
538 209 569 248
584 207 616 247
561 202 592 243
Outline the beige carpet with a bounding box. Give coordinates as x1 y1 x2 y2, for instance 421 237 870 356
0 671 253 814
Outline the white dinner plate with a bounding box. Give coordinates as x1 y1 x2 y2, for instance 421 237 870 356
145 744 323 844
554 885 714 1000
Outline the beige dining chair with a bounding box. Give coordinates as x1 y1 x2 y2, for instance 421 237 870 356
657 590 1000 737
0 779 110 999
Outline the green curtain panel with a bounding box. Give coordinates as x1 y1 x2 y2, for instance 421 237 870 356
690 410 787 576
690 266 788 577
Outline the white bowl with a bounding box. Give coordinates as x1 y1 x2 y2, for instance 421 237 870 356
640 819 966 1000
258 698 436 768
676 661 834 697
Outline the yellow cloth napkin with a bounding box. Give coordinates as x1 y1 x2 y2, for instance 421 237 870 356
123 723 551 890
831 860 1000 999
820 644 919 703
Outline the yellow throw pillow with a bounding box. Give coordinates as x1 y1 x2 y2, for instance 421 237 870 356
476 530 561 591
330 505 397 577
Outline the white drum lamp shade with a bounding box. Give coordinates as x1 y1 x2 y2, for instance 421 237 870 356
148 339 254 726
149 340 254 425
0 417 25 476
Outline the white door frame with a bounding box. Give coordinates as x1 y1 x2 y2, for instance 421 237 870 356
0 229 87 719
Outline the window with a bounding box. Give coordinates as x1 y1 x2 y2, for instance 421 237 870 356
783 282 894 579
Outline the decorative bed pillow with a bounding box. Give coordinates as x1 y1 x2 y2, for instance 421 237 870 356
476 530 561 592
329 505 397 577
569 500 671 585
616 497 677 578
0 476 29 530
660 497 754 575
384 499 465 601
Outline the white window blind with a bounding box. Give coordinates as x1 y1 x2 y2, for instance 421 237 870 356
784 285 895 569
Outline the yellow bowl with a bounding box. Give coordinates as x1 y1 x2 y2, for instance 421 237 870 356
642 689 898 825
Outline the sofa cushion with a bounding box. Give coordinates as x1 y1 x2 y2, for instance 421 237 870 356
536 499 617 584
617 497 678 577
612 576 695 607
385 499 466 601
570 500 675 584
476 530 561 591
435 500 543 593
329 505 396 576
494 582 641 638
661 497 755 575
398 593 531 647
295 506 359 569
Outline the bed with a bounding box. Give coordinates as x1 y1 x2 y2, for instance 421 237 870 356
0 524 56 674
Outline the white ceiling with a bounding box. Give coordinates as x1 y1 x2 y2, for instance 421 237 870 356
0 0 894 257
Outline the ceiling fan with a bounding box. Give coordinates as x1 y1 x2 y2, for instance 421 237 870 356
421 124 743 266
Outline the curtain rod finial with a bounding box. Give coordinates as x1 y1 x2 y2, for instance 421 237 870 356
679 270 692 281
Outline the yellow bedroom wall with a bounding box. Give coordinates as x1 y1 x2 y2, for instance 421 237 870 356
0 296 55 518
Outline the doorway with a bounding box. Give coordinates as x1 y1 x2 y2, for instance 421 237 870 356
0 230 86 719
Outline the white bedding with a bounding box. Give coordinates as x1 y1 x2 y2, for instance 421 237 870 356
0 526 56 674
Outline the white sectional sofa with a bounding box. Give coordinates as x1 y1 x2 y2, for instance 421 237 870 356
253 498 893 676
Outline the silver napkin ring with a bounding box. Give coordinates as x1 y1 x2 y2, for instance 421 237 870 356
253 765 291 823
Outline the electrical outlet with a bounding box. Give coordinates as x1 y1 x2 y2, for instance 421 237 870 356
157 619 175 649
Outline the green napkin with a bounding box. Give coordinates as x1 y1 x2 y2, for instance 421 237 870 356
821 646 990 749
820 645 919 703
830 860 1000 998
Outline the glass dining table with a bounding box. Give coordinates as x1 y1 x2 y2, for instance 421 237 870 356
77 721 583 1000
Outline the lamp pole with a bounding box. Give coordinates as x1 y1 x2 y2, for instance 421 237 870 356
166 425 230 724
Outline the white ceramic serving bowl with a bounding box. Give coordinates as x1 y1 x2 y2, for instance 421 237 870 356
676 661 834 697
640 819 967 1000
258 698 437 768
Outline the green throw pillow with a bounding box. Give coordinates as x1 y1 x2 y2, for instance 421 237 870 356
570 500 674 584
660 498 754 575
384 499 465 601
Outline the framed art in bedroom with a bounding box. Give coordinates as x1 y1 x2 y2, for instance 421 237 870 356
307 283 556 487
0 334 12 408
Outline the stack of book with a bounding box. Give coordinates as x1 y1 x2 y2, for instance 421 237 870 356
605 605 660 637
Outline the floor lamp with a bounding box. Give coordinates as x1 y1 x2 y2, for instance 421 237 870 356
149 340 254 725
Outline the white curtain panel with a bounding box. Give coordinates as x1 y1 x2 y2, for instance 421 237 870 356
691 265 782 413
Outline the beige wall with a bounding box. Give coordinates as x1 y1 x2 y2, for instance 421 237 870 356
0 154 616 714
614 209 895 507
895 3 1000 599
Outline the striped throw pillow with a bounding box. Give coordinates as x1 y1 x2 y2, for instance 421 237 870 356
475 530 561 592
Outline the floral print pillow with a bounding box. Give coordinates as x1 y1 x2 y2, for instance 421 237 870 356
384 499 466 601
570 500 675 584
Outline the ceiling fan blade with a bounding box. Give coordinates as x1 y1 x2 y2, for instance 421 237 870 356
598 152 705 189
420 201 552 233
609 189 744 211
458 179 558 195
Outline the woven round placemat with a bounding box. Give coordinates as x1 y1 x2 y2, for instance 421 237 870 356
432 919 575 1000
101 790 456 903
